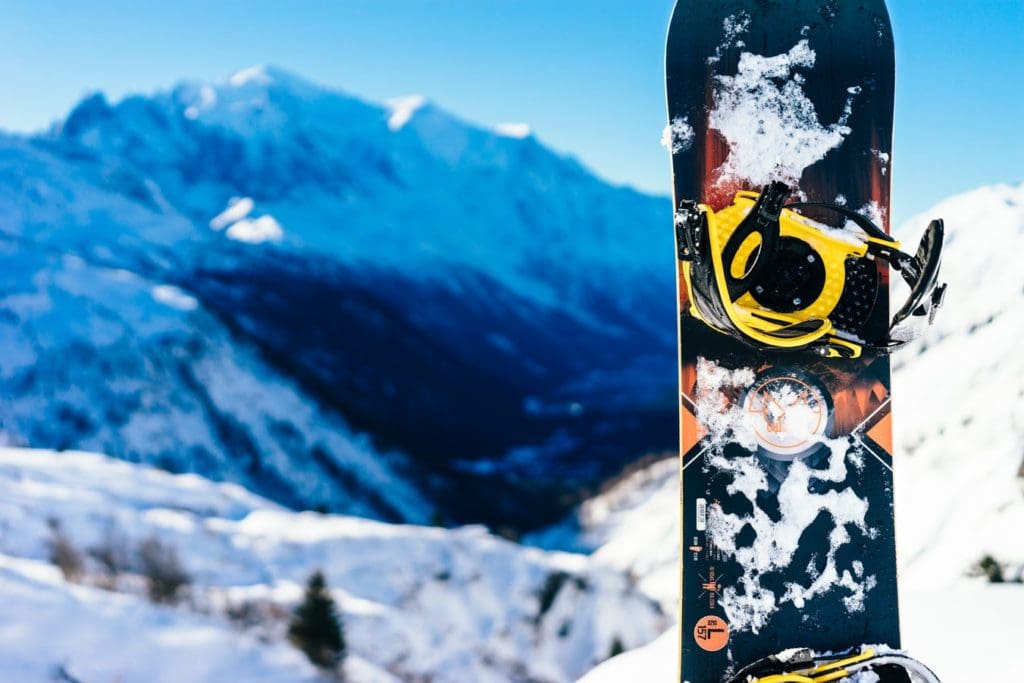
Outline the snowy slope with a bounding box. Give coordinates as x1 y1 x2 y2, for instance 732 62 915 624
0 555 332 683
572 183 1024 681
526 456 679 613
892 182 1024 586
0 447 667 683
0 235 429 523
0 67 677 529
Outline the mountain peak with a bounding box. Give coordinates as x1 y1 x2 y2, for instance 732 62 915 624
224 65 323 95
60 91 113 137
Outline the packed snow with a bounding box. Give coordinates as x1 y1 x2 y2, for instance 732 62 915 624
577 625 677 683
661 116 695 155
707 12 752 65
0 553 333 683
709 37 857 191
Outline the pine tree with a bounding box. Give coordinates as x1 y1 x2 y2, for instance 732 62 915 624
288 570 346 670
608 636 626 659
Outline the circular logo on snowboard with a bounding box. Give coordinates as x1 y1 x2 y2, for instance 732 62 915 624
693 615 729 651
742 374 830 460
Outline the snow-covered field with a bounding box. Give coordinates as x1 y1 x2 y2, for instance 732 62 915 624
578 183 1024 681
0 448 666 683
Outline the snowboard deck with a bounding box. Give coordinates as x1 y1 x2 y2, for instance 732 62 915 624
666 2 897 682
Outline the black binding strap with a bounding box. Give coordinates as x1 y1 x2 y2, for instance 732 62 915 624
784 200 890 241
891 219 947 328
721 181 789 300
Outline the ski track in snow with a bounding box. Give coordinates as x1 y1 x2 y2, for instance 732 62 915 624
694 359 876 635
709 37 859 191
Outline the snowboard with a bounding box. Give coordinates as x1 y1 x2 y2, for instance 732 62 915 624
665 2 898 682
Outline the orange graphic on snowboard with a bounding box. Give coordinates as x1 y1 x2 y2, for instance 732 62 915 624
744 377 826 454
694 615 729 651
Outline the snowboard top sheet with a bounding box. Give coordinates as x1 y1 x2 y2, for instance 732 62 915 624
666 2 897 681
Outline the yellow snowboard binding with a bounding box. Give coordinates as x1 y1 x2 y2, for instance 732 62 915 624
677 182 946 359
727 645 941 682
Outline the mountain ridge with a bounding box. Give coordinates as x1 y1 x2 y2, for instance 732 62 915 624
0 66 677 530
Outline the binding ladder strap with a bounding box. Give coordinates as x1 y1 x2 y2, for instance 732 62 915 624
676 182 947 359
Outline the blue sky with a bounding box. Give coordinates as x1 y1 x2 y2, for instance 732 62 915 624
1 0 1020 223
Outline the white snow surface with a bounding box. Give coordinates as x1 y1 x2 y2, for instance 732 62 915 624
576 625 677 683
0 553 329 683
575 182 1024 682
661 116 695 155
225 214 284 243
151 283 200 311
387 94 427 131
209 196 254 230
0 448 666 683
495 122 531 138
709 38 856 190
230 65 274 88
527 457 680 612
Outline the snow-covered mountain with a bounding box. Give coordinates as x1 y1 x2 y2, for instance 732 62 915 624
0 447 667 683
3 168 1020 682
573 183 1024 681
0 66 677 529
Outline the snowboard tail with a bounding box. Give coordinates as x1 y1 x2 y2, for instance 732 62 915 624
666 2 897 681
